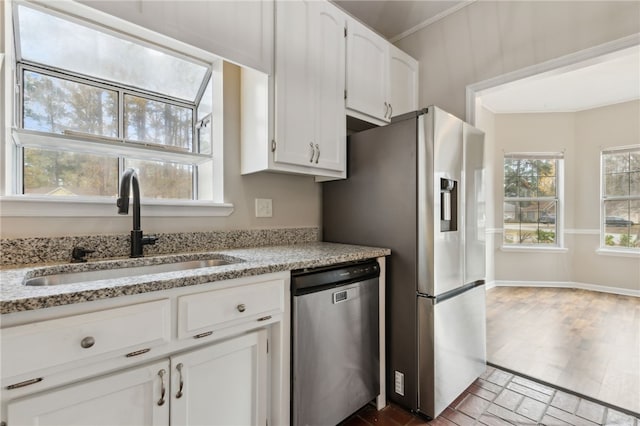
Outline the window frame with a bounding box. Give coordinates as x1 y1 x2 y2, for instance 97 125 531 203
2 0 231 216
502 152 564 249
599 145 640 254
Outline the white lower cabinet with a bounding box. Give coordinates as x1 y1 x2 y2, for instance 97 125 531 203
7 359 170 426
6 330 268 426
171 330 268 426
1 273 289 426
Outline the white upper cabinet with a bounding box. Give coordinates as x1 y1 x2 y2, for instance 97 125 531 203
242 0 347 179
345 17 390 123
389 44 420 118
346 17 419 124
82 0 274 73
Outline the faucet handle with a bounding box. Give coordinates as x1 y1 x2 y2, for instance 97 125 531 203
71 246 95 263
142 235 158 246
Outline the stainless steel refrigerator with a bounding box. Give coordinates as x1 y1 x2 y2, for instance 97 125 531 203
322 106 486 419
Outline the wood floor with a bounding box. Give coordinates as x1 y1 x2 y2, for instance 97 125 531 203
486 286 640 414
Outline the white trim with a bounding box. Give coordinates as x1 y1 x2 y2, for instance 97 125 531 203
466 34 640 125
566 229 599 235
595 248 640 258
390 1 476 43
500 246 568 253
485 280 497 290
493 280 640 298
0 196 234 217
486 228 502 234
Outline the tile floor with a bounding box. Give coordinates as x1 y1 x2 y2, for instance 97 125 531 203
341 366 640 426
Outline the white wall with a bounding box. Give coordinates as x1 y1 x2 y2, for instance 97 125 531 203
0 61 322 237
395 1 640 121
484 101 640 293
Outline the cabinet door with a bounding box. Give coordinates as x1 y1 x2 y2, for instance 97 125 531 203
273 0 316 168
313 1 346 172
6 360 170 426
170 329 268 426
389 44 419 118
346 17 389 123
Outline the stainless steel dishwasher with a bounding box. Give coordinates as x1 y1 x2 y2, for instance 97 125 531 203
291 259 380 426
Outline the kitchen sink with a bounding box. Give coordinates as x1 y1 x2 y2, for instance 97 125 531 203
23 257 239 286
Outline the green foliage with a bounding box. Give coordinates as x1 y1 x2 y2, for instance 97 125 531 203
605 234 615 246
620 233 637 248
536 229 555 243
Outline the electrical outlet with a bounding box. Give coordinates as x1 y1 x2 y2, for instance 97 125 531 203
394 371 405 396
255 198 273 218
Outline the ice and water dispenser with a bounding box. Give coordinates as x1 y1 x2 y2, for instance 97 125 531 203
440 178 457 232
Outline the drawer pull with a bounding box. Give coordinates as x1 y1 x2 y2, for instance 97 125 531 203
6 377 43 390
80 336 95 349
257 315 272 322
125 348 151 358
194 331 213 339
237 304 246 313
176 363 184 399
157 369 166 406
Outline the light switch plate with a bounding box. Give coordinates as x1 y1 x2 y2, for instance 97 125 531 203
394 371 405 396
255 198 273 218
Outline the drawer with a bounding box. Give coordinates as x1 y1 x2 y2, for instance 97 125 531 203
1 299 171 380
178 279 284 339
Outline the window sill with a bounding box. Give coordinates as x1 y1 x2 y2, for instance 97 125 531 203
595 248 640 258
0 196 234 217
500 246 568 253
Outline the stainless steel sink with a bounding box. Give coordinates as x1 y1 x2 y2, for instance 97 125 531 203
24 258 237 286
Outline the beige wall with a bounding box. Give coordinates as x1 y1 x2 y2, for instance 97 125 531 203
0 62 322 238
484 101 640 292
395 1 640 121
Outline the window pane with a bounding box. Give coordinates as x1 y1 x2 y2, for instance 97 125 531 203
503 201 556 245
537 176 556 197
605 172 630 197
17 5 209 101
604 152 630 174
197 78 213 155
23 148 118 196
125 159 193 200
124 95 193 151
23 70 117 137
604 200 638 248
518 176 536 198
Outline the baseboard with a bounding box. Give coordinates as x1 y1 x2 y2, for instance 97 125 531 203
492 280 640 297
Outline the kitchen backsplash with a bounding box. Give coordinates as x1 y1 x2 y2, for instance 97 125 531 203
0 227 319 267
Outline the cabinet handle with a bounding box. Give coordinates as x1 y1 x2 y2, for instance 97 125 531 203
80 336 95 349
389 103 393 118
309 142 315 163
176 363 184 399
157 369 166 406
314 144 320 164
384 102 389 118
237 303 246 313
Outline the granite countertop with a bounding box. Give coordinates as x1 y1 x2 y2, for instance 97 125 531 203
0 242 390 315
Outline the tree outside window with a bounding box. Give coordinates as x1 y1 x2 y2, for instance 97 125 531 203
503 154 562 246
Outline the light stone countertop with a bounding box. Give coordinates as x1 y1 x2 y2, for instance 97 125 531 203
0 242 390 315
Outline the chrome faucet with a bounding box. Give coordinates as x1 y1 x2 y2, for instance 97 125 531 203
117 168 158 258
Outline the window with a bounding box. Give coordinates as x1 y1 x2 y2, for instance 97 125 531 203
601 146 640 251
503 153 563 247
7 2 223 204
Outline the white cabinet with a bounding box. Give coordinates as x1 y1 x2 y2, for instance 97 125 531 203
345 17 389 123
171 330 268 426
1 273 289 426
346 18 419 124
242 0 347 179
389 44 419 118
7 359 170 426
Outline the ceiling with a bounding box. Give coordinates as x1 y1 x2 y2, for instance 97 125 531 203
333 1 640 114
478 45 640 114
332 0 468 41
